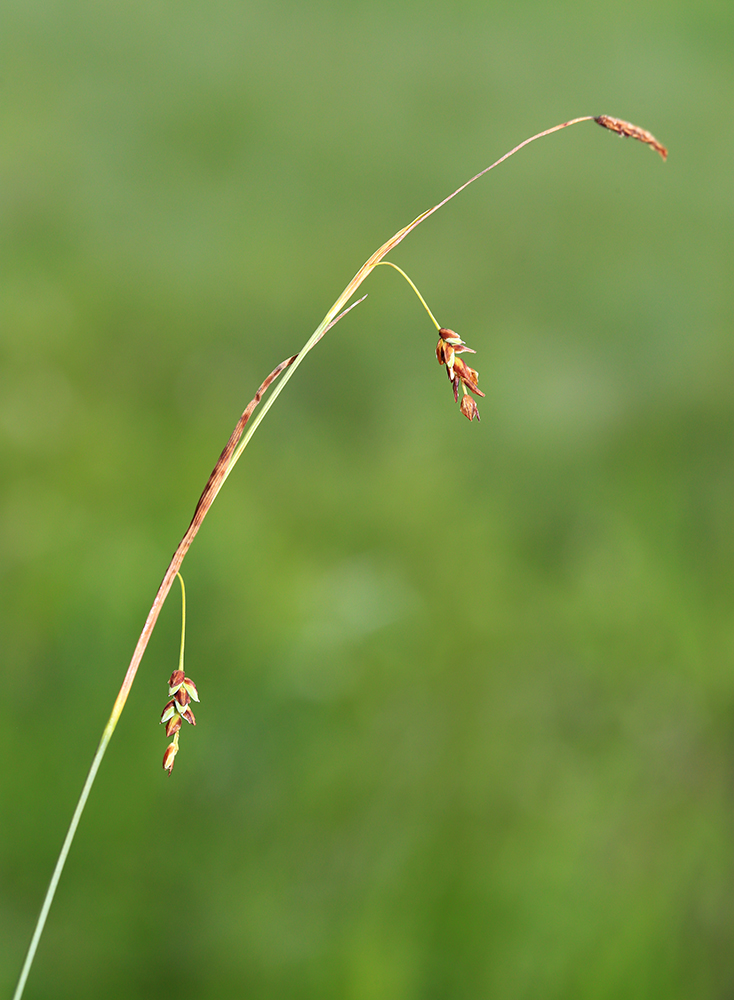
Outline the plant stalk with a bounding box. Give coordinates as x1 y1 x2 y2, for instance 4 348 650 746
14 112 664 1000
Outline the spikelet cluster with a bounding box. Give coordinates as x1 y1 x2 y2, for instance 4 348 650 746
161 671 200 774
436 328 485 421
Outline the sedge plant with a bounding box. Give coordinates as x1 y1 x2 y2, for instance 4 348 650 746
12 113 667 999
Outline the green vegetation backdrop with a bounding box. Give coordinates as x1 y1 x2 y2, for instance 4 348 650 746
2 1 734 997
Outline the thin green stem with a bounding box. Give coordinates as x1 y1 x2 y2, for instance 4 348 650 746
12 706 121 1000
375 261 441 330
14 113 649 1000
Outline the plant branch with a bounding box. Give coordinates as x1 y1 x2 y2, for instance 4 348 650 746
14 112 666 1000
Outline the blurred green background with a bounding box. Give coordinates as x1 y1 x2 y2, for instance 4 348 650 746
2 1 733 997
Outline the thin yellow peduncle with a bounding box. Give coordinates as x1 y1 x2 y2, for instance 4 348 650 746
376 261 442 331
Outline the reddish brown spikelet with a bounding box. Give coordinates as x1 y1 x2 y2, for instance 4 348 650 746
165 714 182 737
180 706 196 726
182 677 200 703
452 357 484 398
162 736 179 775
168 670 186 694
160 700 177 724
594 116 667 160
460 395 481 422
174 686 190 709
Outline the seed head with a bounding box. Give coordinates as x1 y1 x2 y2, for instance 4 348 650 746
594 116 667 160
160 673 200 773
436 329 485 419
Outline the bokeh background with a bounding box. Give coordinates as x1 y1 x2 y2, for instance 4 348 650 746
2 1 734 997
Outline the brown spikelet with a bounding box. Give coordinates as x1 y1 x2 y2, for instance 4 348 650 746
594 116 667 160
